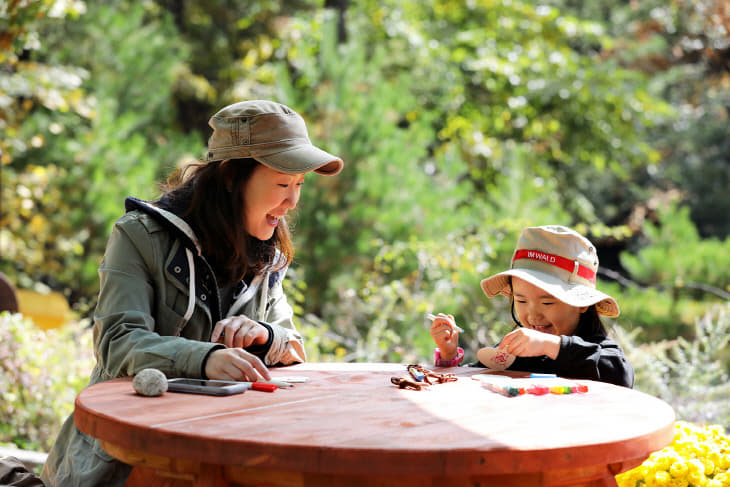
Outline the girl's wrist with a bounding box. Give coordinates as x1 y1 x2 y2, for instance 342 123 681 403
434 347 464 367
546 335 562 359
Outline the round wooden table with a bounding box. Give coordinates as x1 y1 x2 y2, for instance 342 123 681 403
73 363 675 487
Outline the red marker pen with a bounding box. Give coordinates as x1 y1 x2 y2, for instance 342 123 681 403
251 382 277 392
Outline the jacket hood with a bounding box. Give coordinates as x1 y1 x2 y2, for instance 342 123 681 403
125 197 202 256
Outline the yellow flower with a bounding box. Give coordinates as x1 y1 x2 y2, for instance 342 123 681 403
688 470 707 486
655 470 672 484
713 473 730 483
702 457 716 476
688 459 705 475
667 477 689 487
616 472 638 487
653 453 673 471
670 461 689 479
616 469 644 487
615 422 730 486
708 451 722 463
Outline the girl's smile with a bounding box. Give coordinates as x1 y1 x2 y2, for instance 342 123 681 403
511 277 587 337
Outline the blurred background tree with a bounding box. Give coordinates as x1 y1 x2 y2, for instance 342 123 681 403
1 0 729 447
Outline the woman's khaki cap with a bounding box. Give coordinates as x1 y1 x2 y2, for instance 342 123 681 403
205 100 343 175
480 225 620 317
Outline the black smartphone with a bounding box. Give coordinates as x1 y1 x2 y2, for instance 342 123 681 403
167 378 249 396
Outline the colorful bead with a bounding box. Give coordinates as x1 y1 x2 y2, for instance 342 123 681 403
527 385 549 395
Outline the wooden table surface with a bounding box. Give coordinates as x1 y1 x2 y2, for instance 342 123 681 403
74 362 675 487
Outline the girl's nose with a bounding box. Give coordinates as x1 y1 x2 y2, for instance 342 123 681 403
525 303 543 324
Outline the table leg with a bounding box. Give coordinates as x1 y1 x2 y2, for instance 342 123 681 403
104 441 228 487
124 464 229 487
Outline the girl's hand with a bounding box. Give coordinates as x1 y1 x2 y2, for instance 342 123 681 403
205 348 271 382
211 315 270 349
429 313 460 360
497 327 561 359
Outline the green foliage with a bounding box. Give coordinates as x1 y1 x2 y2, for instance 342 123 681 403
0 0 90 166
263 14 480 305
295 229 511 363
253 4 649 309
2 1 201 305
547 0 730 239
616 303 730 427
0 313 94 451
1 165 91 296
343 0 673 226
621 205 730 291
584 205 730 340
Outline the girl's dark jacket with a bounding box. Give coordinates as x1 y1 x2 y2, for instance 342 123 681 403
473 319 635 388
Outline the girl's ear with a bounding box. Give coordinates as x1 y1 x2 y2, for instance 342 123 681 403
578 305 590 314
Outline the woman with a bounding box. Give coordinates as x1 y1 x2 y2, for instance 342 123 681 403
40 100 343 487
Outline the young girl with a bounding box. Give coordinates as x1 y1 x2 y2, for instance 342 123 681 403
430 225 634 388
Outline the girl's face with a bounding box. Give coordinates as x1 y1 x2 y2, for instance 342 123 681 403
511 277 587 336
242 164 305 241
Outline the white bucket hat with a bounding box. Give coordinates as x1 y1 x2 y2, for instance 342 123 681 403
480 225 620 317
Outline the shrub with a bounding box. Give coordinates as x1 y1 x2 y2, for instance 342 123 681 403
614 303 730 427
0 312 94 451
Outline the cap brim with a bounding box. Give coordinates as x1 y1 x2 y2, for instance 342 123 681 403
254 144 343 175
480 269 620 317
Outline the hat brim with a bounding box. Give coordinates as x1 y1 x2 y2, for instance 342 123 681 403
480 268 620 317
254 144 343 176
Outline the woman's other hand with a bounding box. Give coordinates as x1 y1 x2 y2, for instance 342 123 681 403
211 315 270 349
205 348 271 382
429 313 460 360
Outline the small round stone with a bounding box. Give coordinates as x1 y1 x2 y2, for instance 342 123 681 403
132 368 168 397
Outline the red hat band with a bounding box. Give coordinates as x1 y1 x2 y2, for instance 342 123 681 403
512 249 597 285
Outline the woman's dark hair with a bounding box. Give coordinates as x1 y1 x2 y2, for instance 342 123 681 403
158 158 293 285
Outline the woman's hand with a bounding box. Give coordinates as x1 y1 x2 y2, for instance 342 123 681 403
429 313 460 360
497 327 561 359
211 315 270 349
204 348 271 382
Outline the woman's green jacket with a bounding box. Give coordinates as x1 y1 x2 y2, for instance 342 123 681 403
41 198 305 487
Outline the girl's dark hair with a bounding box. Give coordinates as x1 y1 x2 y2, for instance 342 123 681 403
507 277 608 336
159 158 293 285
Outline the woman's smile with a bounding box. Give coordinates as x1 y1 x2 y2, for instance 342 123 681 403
266 213 283 227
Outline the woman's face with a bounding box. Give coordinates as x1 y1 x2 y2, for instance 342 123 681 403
511 277 587 336
242 164 305 241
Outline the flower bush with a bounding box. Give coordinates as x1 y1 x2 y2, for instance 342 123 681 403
617 421 730 487
0 312 95 451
